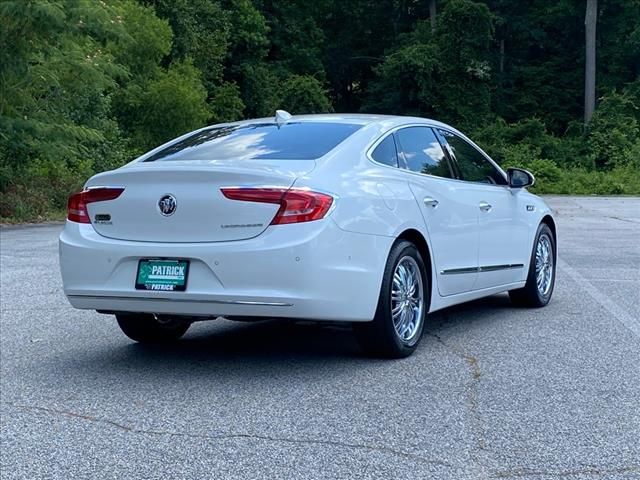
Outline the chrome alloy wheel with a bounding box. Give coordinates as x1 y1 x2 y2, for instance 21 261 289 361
535 234 554 296
391 256 424 343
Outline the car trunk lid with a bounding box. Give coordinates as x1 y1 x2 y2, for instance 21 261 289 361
85 160 314 242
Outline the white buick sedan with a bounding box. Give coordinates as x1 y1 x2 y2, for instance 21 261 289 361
60 112 556 358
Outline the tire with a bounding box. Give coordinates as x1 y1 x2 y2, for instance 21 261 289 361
354 240 428 358
116 313 190 344
509 223 556 308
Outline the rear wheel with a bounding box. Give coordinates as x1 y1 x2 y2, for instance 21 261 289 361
116 313 190 344
509 223 556 307
354 240 428 358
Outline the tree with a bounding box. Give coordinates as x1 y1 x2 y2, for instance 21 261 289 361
363 42 440 115
434 0 493 128
209 82 245 123
109 2 210 150
277 75 332 114
429 0 437 32
0 0 127 187
584 0 598 124
3 0 640 220
117 61 210 150
148 0 230 94
259 0 326 76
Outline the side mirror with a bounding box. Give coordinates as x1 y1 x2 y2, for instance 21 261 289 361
507 167 535 188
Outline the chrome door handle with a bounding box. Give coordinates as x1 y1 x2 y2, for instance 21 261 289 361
479 201 492 212
423 197 439 208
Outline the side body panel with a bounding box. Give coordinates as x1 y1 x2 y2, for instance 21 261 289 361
460 183 531 289
407 179 479 296
317 119 556 314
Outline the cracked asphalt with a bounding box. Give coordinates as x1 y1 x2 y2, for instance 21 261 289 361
1 196 639 479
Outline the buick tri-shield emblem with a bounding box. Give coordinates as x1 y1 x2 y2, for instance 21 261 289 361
158 194 177 216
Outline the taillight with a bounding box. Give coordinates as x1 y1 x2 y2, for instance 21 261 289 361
67 187 124 223
221 187 334 225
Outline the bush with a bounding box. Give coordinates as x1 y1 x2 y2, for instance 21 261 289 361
586 88 640 170
0 158 90 221
473 118 584 168
471 116 640 196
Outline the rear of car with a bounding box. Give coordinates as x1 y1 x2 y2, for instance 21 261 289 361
59 118 392 322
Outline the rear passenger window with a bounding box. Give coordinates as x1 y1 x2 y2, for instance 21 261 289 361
371 135 399 167
395 127 453 179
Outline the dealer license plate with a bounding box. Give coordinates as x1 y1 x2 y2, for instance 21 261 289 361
135 259 189 291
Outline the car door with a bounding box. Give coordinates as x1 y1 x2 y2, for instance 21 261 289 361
438 129 530 290
393 126 479 296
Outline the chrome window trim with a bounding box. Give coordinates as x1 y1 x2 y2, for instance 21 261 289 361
366 123 459 184
366 123 510 189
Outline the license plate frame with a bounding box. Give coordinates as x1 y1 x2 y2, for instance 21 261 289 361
135 259 190 292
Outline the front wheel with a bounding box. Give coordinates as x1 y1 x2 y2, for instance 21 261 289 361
116 313 190 344
354 240 428 358
509 223 556 307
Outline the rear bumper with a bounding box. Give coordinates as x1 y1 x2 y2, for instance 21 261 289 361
59 220 392 322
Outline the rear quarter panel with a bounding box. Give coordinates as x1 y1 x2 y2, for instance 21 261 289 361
294 122 439 308
297 122 428 239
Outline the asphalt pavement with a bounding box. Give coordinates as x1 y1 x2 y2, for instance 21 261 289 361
1 196 639 479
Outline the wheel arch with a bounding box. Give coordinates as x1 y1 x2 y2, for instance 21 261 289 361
540 214 557 254
395 228 434 311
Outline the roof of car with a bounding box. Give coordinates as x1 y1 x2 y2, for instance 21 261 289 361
221 113 453 129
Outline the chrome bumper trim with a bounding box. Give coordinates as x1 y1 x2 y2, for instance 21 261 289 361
67 295 293 307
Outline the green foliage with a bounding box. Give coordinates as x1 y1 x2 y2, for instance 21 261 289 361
0 0 130 219
586 86 640 169
110 0 172 76
210 82 245 123
238 63 281 117
1 0 640 222
364 0 493 129
472 114 640 196
121 61 210 150
529 166 640 196
277 75 332 114
259 1 325 75
0 0 212 220
434 0 493 128
364 43 439 116
472 118 584 169
224 0 269 60
150 0 229 91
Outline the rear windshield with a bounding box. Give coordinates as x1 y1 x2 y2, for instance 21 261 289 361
144 122 363 162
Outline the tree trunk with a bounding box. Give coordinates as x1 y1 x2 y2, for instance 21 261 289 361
584 0 597 124
429 0 437 33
